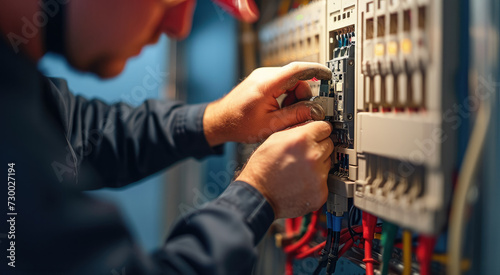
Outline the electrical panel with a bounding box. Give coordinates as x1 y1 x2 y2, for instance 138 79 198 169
259 0 461 235
354 0 459 234
323 0 359 217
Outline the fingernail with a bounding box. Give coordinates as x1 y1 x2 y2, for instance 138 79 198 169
310 102 325 121
320 69 333 80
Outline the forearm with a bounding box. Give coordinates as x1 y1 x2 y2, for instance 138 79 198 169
45 77 225 188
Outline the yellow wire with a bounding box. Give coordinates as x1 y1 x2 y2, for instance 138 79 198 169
402 230 412 275
448 103 491 275
432 254 471 271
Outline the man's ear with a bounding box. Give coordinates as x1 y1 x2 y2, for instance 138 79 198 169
160 0 196 40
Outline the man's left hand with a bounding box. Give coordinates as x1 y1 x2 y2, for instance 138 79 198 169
203 62 332 146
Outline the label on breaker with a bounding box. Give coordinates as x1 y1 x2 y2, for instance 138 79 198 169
336 82 343 91
375 43 385 57
401 38 412 54
388 41 398 56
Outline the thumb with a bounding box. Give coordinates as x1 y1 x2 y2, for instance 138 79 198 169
270 101 326 131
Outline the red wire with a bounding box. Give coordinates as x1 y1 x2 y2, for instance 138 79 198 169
283 209 385 275
288 223 384 259
285 255 293 275
338 237 356 257
283 210 319 254
285 216 302 236
362 212 378 275
364 240 374 275
417 235 437 275
285 218 294 236
292 216 302 232
294 225 376 259
295 241 326 259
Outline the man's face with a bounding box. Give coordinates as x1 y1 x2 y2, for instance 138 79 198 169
66 0 196 78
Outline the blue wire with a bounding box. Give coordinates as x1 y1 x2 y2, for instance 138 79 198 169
333 216 342 232
327 212 332 229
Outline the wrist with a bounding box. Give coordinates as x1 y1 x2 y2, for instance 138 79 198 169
203 100 230 147
236 174 278 219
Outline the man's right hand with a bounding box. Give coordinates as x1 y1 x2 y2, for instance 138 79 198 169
236 121 333 219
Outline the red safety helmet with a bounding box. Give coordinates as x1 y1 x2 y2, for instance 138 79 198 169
212 0 260 23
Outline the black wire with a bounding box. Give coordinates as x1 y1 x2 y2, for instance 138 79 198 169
312 228 333 275
354 207 361 224
348 205 362 239
325 231 341 275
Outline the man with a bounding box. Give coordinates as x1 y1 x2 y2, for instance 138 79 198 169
0 0 333 273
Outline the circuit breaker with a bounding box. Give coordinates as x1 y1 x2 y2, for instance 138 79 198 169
259 0 460 234
353 0 460 234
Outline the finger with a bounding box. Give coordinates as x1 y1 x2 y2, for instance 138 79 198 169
323 157 332 175
324 157 332 169
271 62 332 94
292 81 313 101
282 120 312 130
282 90 297 108
299 121 333 142
269 101 326 131
282 81 313 108
317 137 334 161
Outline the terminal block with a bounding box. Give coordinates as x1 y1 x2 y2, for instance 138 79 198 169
354 0 460 234
311 43 355 150
329 43 355 150
323 1 359 218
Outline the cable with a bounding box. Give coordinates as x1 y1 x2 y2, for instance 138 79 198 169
432 254 471 271
448 102 491 275
417 235 437 275
380 221 398 275
325 231 340 275
348 205 362 239
339 226 383 258
284 210 319 254
326 215 342 275
402 230 412 275
295 240 326 260
312 212 333 275
285 255 293 275
298 213 312 238
362 212 377 275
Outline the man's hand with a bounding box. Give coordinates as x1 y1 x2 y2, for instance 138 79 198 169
203 62 332 146
236 121 333 219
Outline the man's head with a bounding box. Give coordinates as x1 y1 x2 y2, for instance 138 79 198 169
0 0 258 78
64 0 258 78
65 0 194 78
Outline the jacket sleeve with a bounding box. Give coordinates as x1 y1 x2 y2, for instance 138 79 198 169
155 181 275 274
10 176 274 275
45 78 223 189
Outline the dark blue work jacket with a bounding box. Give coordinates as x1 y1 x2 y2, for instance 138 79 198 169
0 39 274 275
